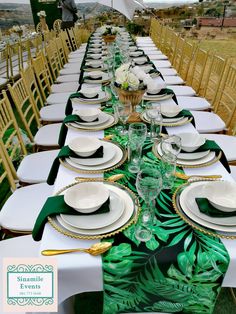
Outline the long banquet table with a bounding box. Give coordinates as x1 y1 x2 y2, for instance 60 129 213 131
34 34 236 314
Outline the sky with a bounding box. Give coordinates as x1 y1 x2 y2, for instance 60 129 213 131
0 0 197 4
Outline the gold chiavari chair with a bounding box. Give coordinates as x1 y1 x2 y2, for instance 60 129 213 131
202 55 227 106
0 137 54 235
21 64 66 123
166 30 179 63
7 78 61 150
7 42 22 81
213 64 236 134
45 40 61 82
0 89 58 185
178 41 195 81
172 37 185 73
187 47 209 94
0 46 8 88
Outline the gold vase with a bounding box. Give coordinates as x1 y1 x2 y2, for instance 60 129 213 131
116 88 146 112
102 34 116 44
115 88 146 122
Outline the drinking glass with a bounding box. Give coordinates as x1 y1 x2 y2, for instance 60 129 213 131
161 135 181 157
145 103 162 141
135 166 162 242
159 152 177 190
116 102 132 135
128 123 147 173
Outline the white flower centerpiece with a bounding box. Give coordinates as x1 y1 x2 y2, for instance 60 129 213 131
100 25 120 44
37 11 46 18
114 63 148 117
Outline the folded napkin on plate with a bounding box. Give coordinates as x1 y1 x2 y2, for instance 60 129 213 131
32 195 110 241
65 93 80 116
47 145 104 185
162 109 195 127
196 198 236 218
83 75 103 81
77 92 99 100
58 114 98 147
180 140 230 173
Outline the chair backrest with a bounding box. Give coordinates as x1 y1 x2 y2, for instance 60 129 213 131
178 41 195 81
0 139 17 191
7 78 40 142
167 31 179 63
67 28 79 51
55 36 68 67
71 27 82 48
60 30 74 53
203 55 227 105
0 90 28 182
172 37 185 72
20 64 45 114
45 40 61 81
31 53 52 103
187 47 208 94
214 64 236 131
7 42 22 81
0 46 8 81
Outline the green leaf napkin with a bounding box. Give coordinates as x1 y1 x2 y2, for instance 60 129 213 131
32 195 110 241
47 145 104 185
196 198 236 218
181 140 230 173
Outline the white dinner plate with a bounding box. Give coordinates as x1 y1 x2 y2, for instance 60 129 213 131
69 114 115 130
156 144 216 167
69 141 116 166
179 182 236 232
143 93 174 101
182 182 236 226
64 141 124 171
60 190 125 230
83 72 111 84
142 112 189 126
73 91 109 103
142 112 183 124
178 150 211 161
74 112 110 127
54 183 135 236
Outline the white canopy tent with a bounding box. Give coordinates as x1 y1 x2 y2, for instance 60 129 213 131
78 0 145 20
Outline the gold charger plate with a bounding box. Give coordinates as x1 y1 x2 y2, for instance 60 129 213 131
72 92 111 105
140 111 193 127
142 93 174 101
172 182 236 239
67 113 117 131
48 180 140 240
60 140 127 174
152 142 222 169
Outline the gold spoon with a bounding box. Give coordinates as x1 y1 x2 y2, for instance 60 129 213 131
175 172 222 180
41 242 112 256
75 174 125 182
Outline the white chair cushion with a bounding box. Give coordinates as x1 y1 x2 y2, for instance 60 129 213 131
17 149 59 184
191 111 226 133
147 54 168 60
0 183 54 231
230 166 236 181
201 134 236 162
46 92 71 105
157 68 177 76
153 60 172 68
51 82 79 93
68 57 84 63
34 123 61 147
40 103 66 122
63 62 82 70
59 68 80 75
177 96 211 111
136 36 152 42
0 77 7 85
163 76 184 85
167 85 196 96
56 74 80 82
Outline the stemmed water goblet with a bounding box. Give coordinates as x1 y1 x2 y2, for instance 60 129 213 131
161 135 181 157
135 166 162 242
145 103 162 141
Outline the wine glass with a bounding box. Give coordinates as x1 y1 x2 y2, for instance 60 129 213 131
135 166 162 242
116 102 132 135
161 135 181 157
